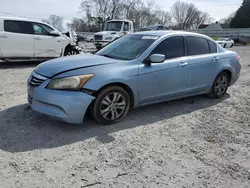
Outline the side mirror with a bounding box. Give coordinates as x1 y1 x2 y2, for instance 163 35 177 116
149 54 165 63
49 31 60 37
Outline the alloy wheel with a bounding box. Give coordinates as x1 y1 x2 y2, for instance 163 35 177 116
214 75 228 96
67 51 77 56
100 92 126 120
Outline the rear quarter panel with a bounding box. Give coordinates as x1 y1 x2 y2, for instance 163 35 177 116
217 50 241 85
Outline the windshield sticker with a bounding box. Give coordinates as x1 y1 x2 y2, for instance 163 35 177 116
142 36 159 40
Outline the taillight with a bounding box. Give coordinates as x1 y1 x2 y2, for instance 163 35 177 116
236 55 241 62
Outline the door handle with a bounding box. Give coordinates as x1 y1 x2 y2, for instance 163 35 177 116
213 57 220 62
0 35 8 38
34 37 41 40
178 62 189 67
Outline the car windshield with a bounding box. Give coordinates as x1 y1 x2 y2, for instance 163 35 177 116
218 38 228 41
104 21 123 31
96 35 159 60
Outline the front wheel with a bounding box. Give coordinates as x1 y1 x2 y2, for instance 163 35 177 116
223 44 226 48
91 86 130 125
64 48 79 56
208 72 229 99
230 43 234 48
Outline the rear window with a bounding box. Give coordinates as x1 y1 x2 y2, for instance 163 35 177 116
4 20 32 34
187 36 210 56
208 41 217 53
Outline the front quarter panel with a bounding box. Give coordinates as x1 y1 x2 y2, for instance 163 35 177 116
55 60 140 105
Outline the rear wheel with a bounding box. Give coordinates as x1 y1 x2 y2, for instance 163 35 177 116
91 86 130 125
64 48 79 56
208 72 229 99
230 43 234 48
223 44 226 48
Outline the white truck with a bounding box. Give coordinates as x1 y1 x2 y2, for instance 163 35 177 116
0 16 82 62
94 19 134 50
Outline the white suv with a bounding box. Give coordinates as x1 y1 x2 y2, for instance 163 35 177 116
0 17 81 61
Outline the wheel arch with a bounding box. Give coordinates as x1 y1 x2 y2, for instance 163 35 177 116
93 82 135 107
218 69 232 83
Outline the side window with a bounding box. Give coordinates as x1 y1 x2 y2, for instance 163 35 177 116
4 20 33 34
151 36 185 60
123 22 129 31
187 36 210 56
208 40 217 53
32 23 53 35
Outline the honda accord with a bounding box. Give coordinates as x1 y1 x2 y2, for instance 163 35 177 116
27 31 241 125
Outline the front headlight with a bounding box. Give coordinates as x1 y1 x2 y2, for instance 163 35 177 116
46 74 94 90
105 37 112 40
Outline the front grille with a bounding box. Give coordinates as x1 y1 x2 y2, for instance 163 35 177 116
29 72 47 87
94 35 103 41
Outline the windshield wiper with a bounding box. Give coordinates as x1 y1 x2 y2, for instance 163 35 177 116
101 54 116 59
101 54 131 60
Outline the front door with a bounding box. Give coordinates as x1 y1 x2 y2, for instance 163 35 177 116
138 36 189 104
32 22 63 57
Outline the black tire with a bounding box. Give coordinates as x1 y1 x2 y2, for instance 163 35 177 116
208 72 230 99
231 43 234 48
223 44 226 48
64 48 79 56
91 86 130 125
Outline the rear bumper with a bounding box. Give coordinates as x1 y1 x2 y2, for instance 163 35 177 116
28 80 95 124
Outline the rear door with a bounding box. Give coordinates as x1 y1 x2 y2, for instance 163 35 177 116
0 20 34 58
32 22 63 57
186 36 219 92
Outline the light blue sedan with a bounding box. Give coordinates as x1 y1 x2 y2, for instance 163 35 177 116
27 31 241 125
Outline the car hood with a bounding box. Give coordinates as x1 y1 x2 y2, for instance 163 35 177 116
34 53 123 78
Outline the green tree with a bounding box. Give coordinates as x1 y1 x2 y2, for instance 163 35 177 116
230 0 250 28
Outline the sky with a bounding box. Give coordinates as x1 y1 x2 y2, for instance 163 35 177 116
0 0 242 24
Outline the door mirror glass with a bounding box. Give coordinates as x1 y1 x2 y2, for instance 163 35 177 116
49 31 60 37
149 54 165 63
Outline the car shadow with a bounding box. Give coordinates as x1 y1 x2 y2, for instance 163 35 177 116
0 61 42 69
0 94 229 153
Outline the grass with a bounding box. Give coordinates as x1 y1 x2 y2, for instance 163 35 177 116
211 36 219 40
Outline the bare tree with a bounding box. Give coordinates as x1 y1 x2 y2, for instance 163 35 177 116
172 1 210 29
220 12 236 25
155 10 172 25
75 0 212 31
80 0 124 29
42 15 64 31
193 12 211 29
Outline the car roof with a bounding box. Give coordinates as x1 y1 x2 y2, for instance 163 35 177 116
0 16 47 25
132 30 213 39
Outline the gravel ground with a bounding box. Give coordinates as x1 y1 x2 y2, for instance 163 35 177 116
0 46 250 188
